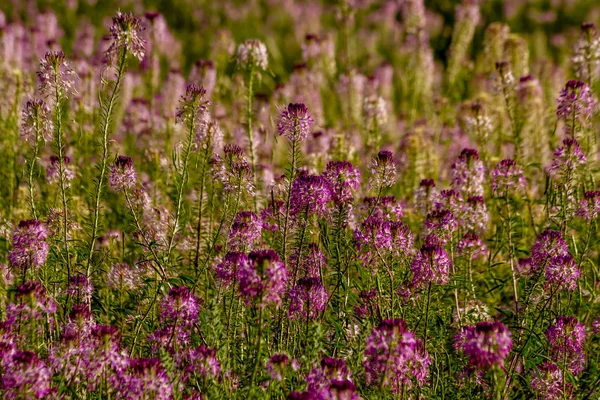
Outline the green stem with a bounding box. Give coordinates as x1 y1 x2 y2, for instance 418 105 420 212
54 85 71 280
166 106 197 264
85 48 128 278
423 282 432 347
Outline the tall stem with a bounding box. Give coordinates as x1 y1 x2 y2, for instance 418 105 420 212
194 139 213 274
85 48 128 278
166 108 197 263
281 138 298 261
246 68 257 204
27 112 42 219
423 282 432 347
54 86 71 279
504 197 519 318
250 304 264 388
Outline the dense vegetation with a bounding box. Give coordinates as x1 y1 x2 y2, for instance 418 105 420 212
0 0 599 398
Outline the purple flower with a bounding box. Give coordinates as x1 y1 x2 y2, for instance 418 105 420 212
328 379 359 400
530 230 569 274
322 161 361 205
593 315 600 335
46 155 75 186
228 211 262 251
530 362 571 400
50 324 128 393
218 145 254 195
289 243 326 279
277 103 314 142
21 99 53 143
575 191 600 220
304 357 358 399
362 196 404 220
363 318 430 392
6 282 56 328
185 346 221 379
215 252 248 288
422 209 457 246
516 257 534 277
119 358 173 400
261 200 284 232
176 84 210 125
1 350 53 399
460 195 488 234
37 50 77 99
290 174 332 217
354 216 414 267
266 353 299 381
8 220 49 273
289 277 329 321
491 159 526 197
107 263 142 290
109 156 137 192
159 287 201 328
106 12 146 63
66 275 93 304
457 233 488 259
236 39 268 71
546 316 586 375
369 150 396 189
545 254 580 291
455 321 512 369
238 250 288 308
354 289 378 319
556 80 595 122
410 245 451 288
547 138 586 178
414 178 439 216
451 148 485 198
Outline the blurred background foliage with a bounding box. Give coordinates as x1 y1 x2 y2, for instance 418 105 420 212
2 0 599 84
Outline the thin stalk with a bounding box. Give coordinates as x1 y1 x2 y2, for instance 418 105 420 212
423 282 432 347
281 138 298 261
193 137 213 274
504 196 519 318
53 85 72 279
85 48 128 278
26 110 42 219
250 304 264 388
166 107 197 264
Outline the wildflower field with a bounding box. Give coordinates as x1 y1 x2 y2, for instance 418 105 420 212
1 0 600 398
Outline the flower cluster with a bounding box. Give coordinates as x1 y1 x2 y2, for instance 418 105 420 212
106 11 146 62
8 220 49 273
238 250 288 308
236 39 268 71
363 319 430 392
277 103 314 142
546 316 586 375
109 155 137 192
454 321 512 369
